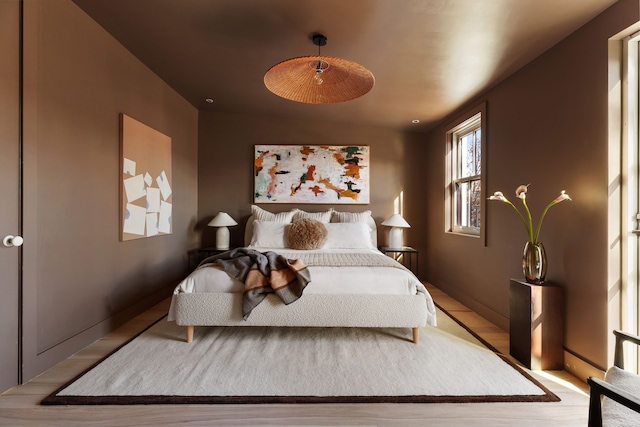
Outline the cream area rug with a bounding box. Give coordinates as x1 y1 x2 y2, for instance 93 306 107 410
42 306 558 405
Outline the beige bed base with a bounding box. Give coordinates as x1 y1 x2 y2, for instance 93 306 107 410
173 292 428 344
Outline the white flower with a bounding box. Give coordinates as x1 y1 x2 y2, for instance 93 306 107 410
488 185 571 244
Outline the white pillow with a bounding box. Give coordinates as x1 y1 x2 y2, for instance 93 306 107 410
249 220 290 248
323 222 375 249
293 209 333 223
331 210 372 223
251 205 295 223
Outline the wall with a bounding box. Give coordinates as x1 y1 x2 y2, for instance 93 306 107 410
197 111 426 257
20 0 199 380
422 0 640 373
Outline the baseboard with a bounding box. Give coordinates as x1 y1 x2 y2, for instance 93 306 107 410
434 283 509 331
563 350 605 382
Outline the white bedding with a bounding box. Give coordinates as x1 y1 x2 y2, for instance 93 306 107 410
168 247 437 326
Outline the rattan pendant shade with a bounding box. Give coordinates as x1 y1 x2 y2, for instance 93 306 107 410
264 35 374 104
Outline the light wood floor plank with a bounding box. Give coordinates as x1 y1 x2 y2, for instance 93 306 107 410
0 283 591 426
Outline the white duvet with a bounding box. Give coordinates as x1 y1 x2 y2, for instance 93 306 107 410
168 247 437 326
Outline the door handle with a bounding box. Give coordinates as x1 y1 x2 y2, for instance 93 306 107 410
2 235 23 248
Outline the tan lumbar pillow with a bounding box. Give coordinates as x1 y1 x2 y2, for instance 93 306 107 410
287 218 328 250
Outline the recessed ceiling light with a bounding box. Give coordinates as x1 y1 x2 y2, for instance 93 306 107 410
205 98 214 103
411 119 420 124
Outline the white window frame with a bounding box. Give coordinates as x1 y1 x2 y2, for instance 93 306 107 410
445 103 487 241
619 31 640 372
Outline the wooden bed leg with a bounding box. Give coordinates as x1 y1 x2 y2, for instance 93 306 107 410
412 328 420 344
186 325 194 343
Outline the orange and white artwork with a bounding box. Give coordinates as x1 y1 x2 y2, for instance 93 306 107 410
254 145 369 204
120 114 172 241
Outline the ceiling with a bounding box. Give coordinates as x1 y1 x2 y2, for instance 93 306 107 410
72 0 619 132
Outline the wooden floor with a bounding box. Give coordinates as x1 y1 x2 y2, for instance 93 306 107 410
0 284 591 427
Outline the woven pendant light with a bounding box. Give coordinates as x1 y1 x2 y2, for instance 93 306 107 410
264 34 374 104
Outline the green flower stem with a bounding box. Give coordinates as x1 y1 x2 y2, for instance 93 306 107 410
534 201 557 244
503 199 532 242
521 198 534 243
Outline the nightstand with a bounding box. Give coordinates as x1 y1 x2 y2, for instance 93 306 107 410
379 246 419 276
198 246 230 257
188 246 232 271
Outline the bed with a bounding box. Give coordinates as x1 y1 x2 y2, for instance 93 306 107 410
168 207 437 344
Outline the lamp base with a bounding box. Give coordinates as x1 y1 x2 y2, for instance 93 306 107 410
215 226 230 250
388 227 404 249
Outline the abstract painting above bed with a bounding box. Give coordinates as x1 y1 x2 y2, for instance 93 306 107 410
254 145 370 204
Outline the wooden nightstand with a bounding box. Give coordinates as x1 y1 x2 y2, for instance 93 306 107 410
379 246 419 276
509 279 563 370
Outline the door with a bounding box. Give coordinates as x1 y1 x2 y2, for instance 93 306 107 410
0 0 22 392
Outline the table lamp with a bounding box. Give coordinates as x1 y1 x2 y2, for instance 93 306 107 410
207 212 237 250
382 214 410 249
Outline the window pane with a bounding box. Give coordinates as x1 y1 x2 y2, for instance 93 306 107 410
455 181 469 227
470 179 481 228
459 133 474 178
475 129 481 175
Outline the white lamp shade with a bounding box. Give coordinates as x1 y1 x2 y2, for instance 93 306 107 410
381 213 410 228
208 212 237 250
207 212 238 227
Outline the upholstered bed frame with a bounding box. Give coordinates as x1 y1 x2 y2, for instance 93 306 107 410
172 215 429 344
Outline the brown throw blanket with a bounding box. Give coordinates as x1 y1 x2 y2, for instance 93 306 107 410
199 248 311 320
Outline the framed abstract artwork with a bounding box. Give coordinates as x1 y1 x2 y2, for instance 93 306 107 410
120 114 172 241
254 145 370 204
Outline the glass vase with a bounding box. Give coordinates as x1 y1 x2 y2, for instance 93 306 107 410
522 241 547 284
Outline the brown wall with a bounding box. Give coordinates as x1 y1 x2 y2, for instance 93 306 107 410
422 0 640 371
20 0 199 380
197 111 427 257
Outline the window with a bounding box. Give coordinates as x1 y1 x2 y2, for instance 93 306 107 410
619 31 640 371
446 106 485 237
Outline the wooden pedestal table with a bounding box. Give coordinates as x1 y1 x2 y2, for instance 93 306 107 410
509 279 563 370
